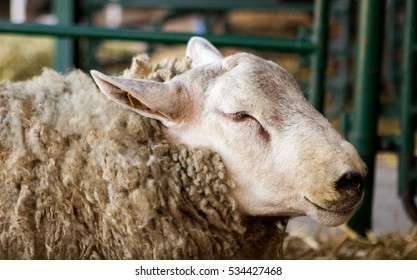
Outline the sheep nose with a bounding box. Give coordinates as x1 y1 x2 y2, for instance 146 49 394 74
335 171 365 197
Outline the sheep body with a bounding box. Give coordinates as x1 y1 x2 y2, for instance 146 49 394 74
0 57 287 259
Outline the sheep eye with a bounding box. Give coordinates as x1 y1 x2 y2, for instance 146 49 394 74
229 112 251 122
225 111 271 142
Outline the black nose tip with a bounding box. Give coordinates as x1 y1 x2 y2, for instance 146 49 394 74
336 172 364 195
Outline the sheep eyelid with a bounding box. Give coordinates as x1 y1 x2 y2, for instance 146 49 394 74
223 111 271 142
228 112 252 122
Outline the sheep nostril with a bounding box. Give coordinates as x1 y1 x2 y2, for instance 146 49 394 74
336 172 364 194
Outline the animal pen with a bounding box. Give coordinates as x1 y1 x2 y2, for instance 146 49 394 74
0 0 416 238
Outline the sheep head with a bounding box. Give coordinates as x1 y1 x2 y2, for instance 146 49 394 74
91 37 367 227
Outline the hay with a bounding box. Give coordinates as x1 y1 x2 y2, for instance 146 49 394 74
0 35 53 81
285 226 417 259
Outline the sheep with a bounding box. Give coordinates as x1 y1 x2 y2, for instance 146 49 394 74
0 37 366 259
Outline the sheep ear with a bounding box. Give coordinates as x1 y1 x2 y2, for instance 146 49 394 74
90 70 182 126
186 36 223 67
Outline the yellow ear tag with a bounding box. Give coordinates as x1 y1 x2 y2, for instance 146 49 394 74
127 93 142 108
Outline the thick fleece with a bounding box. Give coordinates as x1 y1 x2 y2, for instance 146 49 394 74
0 56 287 259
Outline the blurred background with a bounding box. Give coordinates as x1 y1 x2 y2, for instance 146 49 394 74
0 0 416 259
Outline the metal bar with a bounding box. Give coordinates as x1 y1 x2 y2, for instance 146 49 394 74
399 0 417 222
410 165 417 180
0 21 316 53
325 0 352 119
89 0 313 11
411 168 417 181
83 0 97 72
53 0 74 73
309 0 329 112
410 105 417 116
384 0 401 97
347 0 385 236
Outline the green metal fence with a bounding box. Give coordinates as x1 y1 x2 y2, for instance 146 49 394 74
0 0 329 114
346 0 385 235
399 0 417 222
346 0 417 235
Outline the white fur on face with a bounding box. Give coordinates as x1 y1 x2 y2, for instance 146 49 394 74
95 37 367 227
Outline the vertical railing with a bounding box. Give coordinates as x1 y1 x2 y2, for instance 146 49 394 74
347 0 385 236
309 0 329 112
53 0 74 73
399 0 417 222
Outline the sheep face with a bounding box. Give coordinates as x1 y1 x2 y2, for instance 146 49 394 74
91 37 367 227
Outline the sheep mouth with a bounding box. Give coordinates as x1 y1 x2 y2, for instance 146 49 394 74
304 196 356 216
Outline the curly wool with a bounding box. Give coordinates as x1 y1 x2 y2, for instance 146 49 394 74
0 56 287 259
